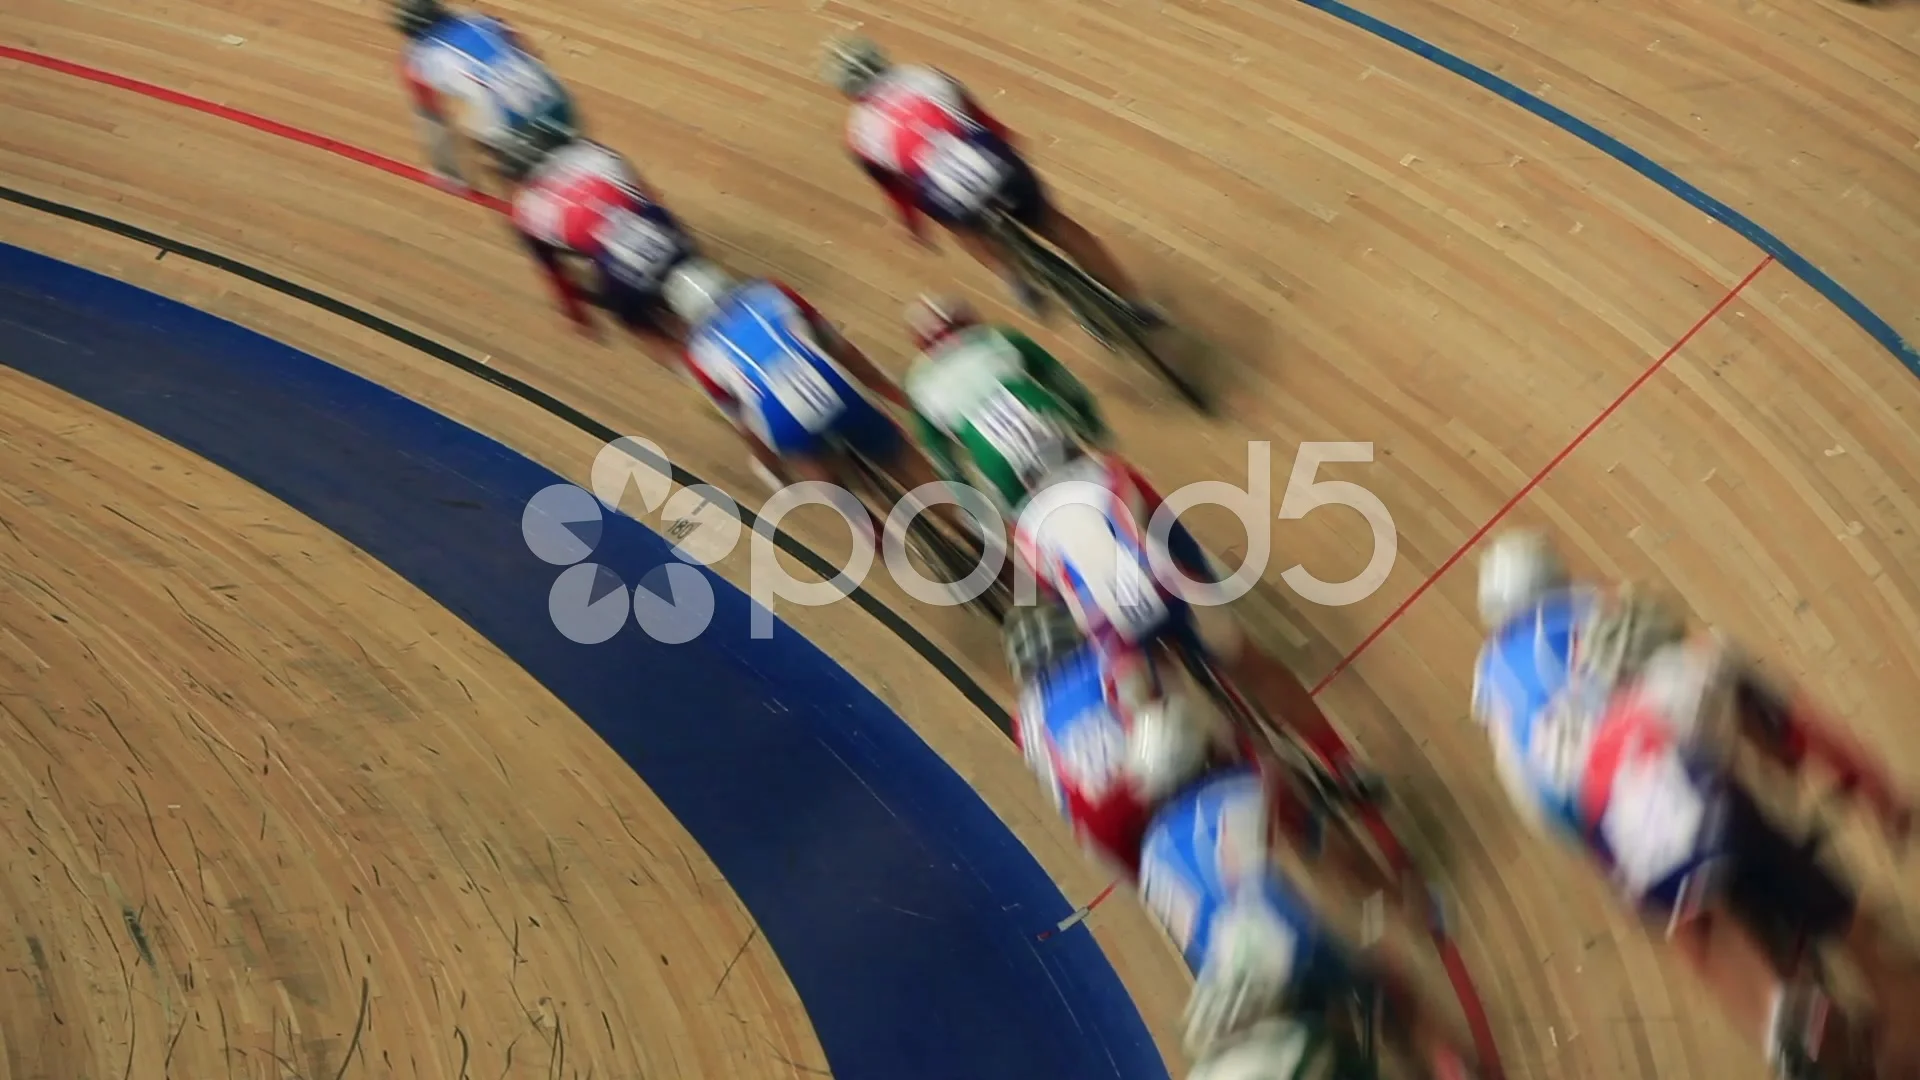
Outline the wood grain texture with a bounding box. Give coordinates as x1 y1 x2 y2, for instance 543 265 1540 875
4 0 1918 1076
0 363 825 1079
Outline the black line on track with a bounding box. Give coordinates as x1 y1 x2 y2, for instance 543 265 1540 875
0 184 1013 735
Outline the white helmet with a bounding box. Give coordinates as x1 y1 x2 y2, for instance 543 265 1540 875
1125 692 1220 803
1188 1019 1328 1080
1476 528 1568 630
662 258 735 326
820 35 890 98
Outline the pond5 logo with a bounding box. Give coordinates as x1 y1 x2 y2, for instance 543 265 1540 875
519 437 739 645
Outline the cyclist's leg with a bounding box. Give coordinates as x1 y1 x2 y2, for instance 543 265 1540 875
1831 908 1920 1076
1669 784 1873 1077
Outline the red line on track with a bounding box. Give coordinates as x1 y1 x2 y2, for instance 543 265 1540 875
1309 252 1776 695
0 45 511 214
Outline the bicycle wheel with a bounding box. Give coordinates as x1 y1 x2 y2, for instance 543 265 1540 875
1175 642 1505 1080
991 213 1128 350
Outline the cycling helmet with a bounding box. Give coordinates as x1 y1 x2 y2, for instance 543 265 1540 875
1476 528 1568 630
905 293 981 352
1187 1019 1327 1080
820 35 890 98
1002 602 1085 683
663 258 737 326
393 0 449 37
496 117 578 183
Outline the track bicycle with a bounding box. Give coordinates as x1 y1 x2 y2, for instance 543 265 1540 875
840 444 1011 622
981 206 1210 411
1167 631 1506 1080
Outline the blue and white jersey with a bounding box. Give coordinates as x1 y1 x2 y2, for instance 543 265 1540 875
1471 587 1613 835
404 15 568 148
1137 768 1335 990
683 282 860 456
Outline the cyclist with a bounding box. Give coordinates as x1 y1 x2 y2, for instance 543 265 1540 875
660 258 946 510
508 137 703 370
1008 450 1376 799
393 0 575 191
820 35 1159 324
1474 529 1918 1080
1005 604 1477 1080
901 293 1108 521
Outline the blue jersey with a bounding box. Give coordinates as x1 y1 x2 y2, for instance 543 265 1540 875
683 283 897 460
1470 588 1610 834
404 15 570 147
1137 768 1345 997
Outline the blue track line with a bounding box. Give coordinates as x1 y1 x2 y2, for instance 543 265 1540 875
1292 0 1920 375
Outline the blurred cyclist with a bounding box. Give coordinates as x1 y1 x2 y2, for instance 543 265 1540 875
1473 529 1917 1080
508 136 702 370
392 0 575 192
659 258 947 512
820 35 1158 324
901 293 1109 522
1005 603 1476 1079
1009 449 1377 800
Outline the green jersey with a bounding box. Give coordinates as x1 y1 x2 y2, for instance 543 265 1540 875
904 326 1106 515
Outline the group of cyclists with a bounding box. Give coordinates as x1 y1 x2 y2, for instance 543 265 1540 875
392 3 1918 1077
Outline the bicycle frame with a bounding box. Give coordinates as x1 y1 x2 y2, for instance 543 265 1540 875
840 446 1009 621
981 209 1209 409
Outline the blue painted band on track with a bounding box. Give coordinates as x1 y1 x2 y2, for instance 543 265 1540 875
0 242 1169 1080
1293 0 1919 374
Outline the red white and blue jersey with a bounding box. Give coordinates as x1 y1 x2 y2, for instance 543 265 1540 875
1137 767 1342 990
1474 590 1731 912
1013 454 1210 654
845 65 1020 221
512 142 693 292
402 14 566 148
1015 643 1177 877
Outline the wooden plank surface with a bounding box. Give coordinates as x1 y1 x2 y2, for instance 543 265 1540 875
3 0 1917 1076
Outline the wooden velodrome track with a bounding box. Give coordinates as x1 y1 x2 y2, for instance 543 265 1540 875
2 0 1917 1076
